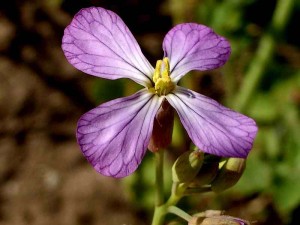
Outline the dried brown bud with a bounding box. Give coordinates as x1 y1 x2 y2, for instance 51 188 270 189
189 215 250 225
188 216 204 225
201 217 246 225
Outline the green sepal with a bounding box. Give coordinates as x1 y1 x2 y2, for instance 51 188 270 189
172 150 204 183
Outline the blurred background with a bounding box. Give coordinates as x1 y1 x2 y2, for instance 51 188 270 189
0 0 299 225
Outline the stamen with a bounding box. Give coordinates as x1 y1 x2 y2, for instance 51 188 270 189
152 57 175 96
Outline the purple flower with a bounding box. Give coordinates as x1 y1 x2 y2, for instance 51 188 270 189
62 7 258 178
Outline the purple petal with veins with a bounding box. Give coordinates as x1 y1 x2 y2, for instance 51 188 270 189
77 89 163 178
166 86 257 157
62 7 153 87
163 23 231 83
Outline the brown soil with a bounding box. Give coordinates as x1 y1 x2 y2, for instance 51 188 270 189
0 1 158 224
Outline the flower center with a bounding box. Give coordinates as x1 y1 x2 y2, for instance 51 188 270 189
152 57 175 96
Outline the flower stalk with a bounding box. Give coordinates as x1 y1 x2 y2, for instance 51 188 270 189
168 206 193 221
151 186 183 225
154 150 165 207
152 151 208 225
152 151 185 225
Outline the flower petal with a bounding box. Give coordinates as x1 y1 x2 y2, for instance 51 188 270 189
166 87 257 157
77 89 163 178
62 7 153 87
163 23 231 83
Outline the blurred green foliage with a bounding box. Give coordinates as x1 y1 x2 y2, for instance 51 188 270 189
196 1 300 222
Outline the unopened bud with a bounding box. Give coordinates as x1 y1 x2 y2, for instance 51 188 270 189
211 158 246 193
189 210 223 225
172 150 204 183
193 210 223 218
189 155 220 187
148 100 174 152
188 216 203 225
200 216 250 225
189 215 250 225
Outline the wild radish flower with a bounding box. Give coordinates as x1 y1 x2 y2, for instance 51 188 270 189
62 7 257 178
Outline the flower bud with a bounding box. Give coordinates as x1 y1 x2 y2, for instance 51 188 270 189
193 210 223 218
172 150 204 183
189 215 249 225
189 155 220 187
189 210 223 225
148 100 174 152
200 216 249 225
211 158 246 193
188 216 203 225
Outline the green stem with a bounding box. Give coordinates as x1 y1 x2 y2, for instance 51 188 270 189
152 153 186 225
154 150 164 206
234 0 294 112
151 205 167 225
151 153 208 224
152 150 165 225
151 191 183 225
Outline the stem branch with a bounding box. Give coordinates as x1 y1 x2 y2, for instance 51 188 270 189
168 206 193 221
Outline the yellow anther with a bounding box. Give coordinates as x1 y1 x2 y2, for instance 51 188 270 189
152 57 174 96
